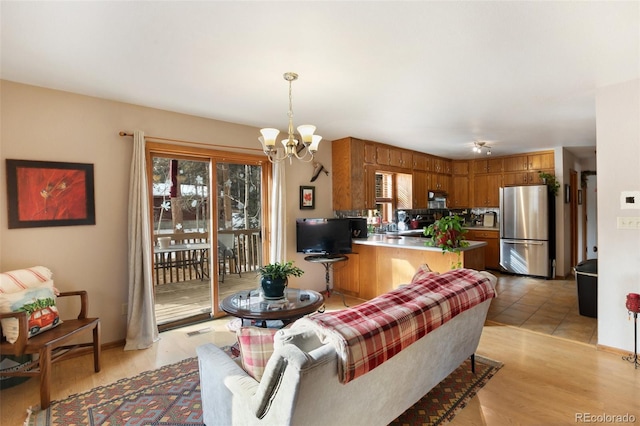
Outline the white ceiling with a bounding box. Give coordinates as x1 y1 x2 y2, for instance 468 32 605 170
1 1 638 160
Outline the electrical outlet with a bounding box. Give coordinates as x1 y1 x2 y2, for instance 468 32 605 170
617 217 640 229
121 303 128 316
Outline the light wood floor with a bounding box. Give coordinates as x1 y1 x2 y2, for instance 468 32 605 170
3 278 635 425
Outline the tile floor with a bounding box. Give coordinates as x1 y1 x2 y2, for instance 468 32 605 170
486 272 598 345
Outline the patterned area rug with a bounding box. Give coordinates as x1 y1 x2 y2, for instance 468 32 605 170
26 349 501 426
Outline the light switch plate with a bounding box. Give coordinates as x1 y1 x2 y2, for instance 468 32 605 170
617 217 640 229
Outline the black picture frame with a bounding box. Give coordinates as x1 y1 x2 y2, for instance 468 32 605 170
6 159 96 229
565 184 570 204
578 189 583 205
299 186 315 210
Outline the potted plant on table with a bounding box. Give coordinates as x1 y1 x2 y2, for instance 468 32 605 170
258 261 305 300
424 215 469 268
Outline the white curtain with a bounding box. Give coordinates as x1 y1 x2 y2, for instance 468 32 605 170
124 130 159 350
269 161 286 263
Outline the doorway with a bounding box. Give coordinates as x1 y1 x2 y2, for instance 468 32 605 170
147 144 269 330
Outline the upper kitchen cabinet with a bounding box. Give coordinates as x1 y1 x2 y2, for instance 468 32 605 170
389 148 412 169
452 160 469 175
412 170 430 208
432 157 452 174
503 151 554 172
376 145 391 166
449 175 470 208
332 137 369 210
473 173 502 207
412 153 432 171
528 152 554 170
473 158 503 174
502 151 555 186
430 172 451 193
364 142 377 164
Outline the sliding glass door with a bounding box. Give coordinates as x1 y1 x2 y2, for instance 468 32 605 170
147 143 270 330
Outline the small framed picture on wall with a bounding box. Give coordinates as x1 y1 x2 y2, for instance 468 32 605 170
300 186 315 209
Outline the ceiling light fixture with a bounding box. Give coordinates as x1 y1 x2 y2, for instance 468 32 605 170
258 72 322 164
473 141 492 156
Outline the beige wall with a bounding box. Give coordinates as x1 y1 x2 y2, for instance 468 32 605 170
596 78 640 352
0 81 334 344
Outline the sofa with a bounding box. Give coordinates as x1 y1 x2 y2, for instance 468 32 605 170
197 268 497 426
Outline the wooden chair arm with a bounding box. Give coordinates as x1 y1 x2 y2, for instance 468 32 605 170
0 310 28 353
58 291 88 320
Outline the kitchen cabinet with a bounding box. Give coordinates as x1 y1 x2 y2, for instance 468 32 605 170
376 145 391 166
412 153 431 171
430 172 450 193
449 175 469 208
390 148 412 169
503 169 554 186
364 142 377 164
528 152 554 170
473 174 502 207
333 253 360 297
452 160 469 175
344 240 486 299
331 137 368 210
432 157 452 174
473 158 503 174
503 151 554 174
412 170 430 208
465 229 500 270
364 165 377 209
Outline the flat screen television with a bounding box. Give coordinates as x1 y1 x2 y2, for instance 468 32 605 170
296 218 352 255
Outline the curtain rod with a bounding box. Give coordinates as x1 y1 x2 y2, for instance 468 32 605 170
119 131 263 153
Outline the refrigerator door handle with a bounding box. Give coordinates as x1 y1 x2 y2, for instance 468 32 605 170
502 239 545 246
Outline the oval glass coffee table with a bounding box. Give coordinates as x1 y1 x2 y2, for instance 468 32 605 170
220 288 324 327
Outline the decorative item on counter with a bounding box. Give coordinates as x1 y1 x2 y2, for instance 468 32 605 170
258 261 304 300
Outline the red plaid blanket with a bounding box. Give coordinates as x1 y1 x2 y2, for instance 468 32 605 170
293 269 496 383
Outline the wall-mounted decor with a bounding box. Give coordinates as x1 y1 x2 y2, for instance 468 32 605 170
6 159 96 228
299 186 315 210
565 184 570 204
578 189 583 205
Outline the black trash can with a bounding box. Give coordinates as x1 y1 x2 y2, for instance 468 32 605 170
575 259 598 318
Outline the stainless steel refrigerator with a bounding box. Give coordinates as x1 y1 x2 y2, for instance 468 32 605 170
499 185 554 278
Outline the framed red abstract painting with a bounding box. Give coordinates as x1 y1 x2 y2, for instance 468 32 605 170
6 159 96 229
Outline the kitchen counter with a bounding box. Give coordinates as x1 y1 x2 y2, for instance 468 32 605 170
354 235 487 251
334 235 488 300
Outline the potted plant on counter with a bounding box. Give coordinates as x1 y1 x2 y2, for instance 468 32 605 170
424 215 469 268
258 261 305 300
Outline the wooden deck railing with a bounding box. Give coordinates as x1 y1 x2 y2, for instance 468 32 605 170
153 230 262 285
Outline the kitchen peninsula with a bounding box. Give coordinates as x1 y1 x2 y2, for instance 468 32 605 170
332 235 487 300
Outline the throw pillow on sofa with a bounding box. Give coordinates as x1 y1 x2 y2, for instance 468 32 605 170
0 280 61 344
411 263 438 284
236 326 279 381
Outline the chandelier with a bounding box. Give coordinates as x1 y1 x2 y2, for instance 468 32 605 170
258 72 322 163
473 141 492 156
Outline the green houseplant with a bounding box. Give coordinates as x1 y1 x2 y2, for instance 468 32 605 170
538 171 560 196
424 215 469 252
258 261 305 299
424 215 469 268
